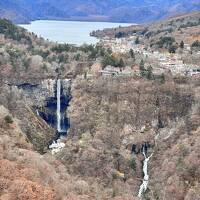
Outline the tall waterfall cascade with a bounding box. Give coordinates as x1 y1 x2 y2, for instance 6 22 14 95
138 148 153 198
38 78 71 155
49 78 67 155
57 79 62 132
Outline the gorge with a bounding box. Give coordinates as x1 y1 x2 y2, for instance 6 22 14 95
0 17 200 200
16 77 72 143
37 79 71 136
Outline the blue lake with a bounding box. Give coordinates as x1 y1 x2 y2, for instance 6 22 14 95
19 20 132 45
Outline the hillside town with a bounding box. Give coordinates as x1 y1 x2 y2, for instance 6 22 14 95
98 36 200 77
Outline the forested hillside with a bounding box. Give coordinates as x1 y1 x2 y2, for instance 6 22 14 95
0 0 200 23
0 18 200 200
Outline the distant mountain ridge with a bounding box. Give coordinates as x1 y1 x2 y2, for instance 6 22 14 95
0 0 200 23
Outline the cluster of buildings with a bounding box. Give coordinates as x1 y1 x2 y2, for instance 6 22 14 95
99 37 200 77
100 37 134 54
99 65 137 77
152 52 200 76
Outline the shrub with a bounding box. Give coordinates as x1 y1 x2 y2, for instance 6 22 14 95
129 49 135 61
115 31 126 38
129 157 136 171
23 58 30 71
146 66 154 80
139 59 146 77
157 36 176 48
160 73 165 84
169 45 178 53
139 59 145 71
180 41 184 49
191 40 200 50
42 63 48 72
79 44 95 53
4 115 13 124
51 44 71 53
135 36 140 44
118 58 125 68
74 53 81 61
101 54 120 68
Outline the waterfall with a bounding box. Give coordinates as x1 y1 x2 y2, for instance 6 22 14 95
36 109 39 116
57 79 61 132
49 78 67 155
138 148 153 198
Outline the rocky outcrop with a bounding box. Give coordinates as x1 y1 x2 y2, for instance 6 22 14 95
0 82 55 152
1 78 72 135
15 78 71 107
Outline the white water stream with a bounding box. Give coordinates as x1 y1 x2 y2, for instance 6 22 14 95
49 79 66 155
49 139 65 155
36 109 39 116
57 79 61 132
138 147 153 198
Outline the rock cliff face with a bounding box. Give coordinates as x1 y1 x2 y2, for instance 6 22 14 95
0 77 71 152
16 78 71 132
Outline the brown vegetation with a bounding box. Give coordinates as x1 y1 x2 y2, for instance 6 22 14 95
0 17 200 200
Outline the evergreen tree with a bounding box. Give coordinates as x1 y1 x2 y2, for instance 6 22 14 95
146 66 153 80
139 59 145 71
129 49 135 62
135 36 140 44
168 45 177 53
191 40 200 51
139 59 146 77
160 73 165 84
180 41 184 49
118 58 125 68
129 49 134 57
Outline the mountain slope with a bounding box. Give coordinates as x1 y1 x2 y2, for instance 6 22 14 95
0 17 200 200
0 0 199 23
